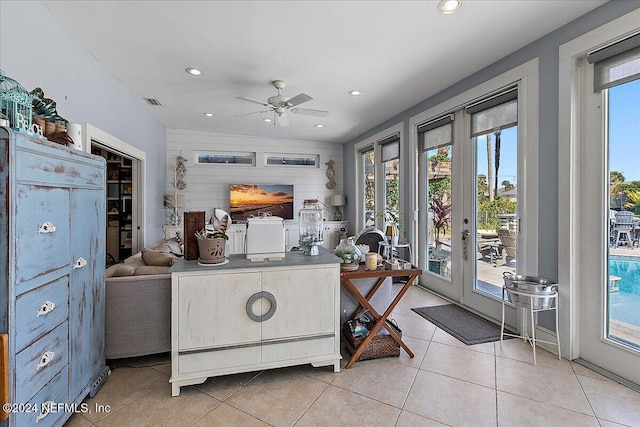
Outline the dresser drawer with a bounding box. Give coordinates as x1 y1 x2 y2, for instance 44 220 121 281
15 277 69 352
14 185 70 286
15 322 68 403
13 366 69 427
16 146 105 189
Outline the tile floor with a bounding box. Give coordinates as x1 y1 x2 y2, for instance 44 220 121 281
66 285 640 427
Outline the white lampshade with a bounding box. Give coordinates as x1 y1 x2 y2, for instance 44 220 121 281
330 194 346 207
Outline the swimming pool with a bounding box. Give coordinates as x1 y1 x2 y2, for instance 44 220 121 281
608 256 640 326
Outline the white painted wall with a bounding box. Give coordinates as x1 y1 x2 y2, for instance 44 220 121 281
167 129 344 223
0 1 167 245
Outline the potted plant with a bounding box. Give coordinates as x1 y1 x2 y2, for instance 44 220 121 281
428 198 451 274
195 214 229 264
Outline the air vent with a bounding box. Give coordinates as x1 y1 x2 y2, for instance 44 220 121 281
143 98 163 106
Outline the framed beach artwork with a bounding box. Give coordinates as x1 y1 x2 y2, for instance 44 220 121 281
229 184 294 221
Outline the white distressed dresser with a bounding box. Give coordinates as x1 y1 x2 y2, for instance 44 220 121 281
0 127 109 426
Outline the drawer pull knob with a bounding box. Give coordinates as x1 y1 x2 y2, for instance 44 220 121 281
35 400 54 423
73 257 87 269
246 291 277 322
36 351 55 370
36 301 56 317
37 221 57 234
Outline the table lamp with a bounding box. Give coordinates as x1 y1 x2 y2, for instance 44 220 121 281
330 194 346 221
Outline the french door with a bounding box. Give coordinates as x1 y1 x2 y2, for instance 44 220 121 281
460 124 519 325
577 60 640 385
417 91 525 329
415 60 541 333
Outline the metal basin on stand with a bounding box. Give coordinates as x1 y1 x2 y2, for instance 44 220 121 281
503 272 558 309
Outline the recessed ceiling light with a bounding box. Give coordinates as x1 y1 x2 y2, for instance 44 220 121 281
437 0 461 14
315 124 324 128
185 67 202 76
203 112 214 117
263 118 272 123
349 90 362 96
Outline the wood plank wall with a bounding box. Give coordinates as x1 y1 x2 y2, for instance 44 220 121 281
167 129 344 223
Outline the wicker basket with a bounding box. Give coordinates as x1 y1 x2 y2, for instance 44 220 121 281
343 320 401 361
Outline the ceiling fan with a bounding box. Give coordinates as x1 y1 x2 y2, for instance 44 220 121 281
235 80 328 127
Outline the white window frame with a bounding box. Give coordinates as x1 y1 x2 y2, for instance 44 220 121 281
353 123 404 233
264 153 319 168
194 151 255 166
558 7 640 362
409 58 540 284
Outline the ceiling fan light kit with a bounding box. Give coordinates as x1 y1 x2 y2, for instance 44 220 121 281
236 80 329 127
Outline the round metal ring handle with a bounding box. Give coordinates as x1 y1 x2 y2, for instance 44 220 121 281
246 291 277 322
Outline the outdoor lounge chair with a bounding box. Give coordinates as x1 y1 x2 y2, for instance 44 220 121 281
478 237 501 265
612 210 636 248
497 228 517 264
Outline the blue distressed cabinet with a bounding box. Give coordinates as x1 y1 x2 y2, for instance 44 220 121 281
0 127 109 426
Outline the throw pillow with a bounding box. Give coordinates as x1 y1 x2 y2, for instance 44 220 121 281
150 241 171 253
142 249 175 266
165 238 183 256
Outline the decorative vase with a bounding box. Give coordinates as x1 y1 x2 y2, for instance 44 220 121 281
197 237 226 264
385 224 399 246
334 237 362 271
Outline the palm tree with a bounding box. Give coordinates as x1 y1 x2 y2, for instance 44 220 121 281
486 133 494 201
493 130 502 199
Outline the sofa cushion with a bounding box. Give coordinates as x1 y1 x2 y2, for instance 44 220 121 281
142 249 175 267
133 265 170 275
106 263 137 277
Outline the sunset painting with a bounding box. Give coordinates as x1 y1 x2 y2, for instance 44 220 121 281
229 184 294 221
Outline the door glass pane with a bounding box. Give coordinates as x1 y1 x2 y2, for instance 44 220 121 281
362 149 375 226
427 145 452 278
474 127 518 297
384 157 401 237
607 78 640 350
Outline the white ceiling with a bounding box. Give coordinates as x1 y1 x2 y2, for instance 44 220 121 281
41 0 605 144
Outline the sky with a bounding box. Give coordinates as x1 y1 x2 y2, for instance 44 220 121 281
609 78 640 182
475 78 640 185
476 126 517 187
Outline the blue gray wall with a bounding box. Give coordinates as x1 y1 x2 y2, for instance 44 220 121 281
343 0 640 282
0 1 167 245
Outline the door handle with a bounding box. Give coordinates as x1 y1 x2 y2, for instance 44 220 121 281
461 230 470 261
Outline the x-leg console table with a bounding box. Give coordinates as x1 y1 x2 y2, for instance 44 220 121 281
340 265 422 368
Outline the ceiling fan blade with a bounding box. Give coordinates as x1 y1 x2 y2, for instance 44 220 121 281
285 93 313 107
236 96 269 107
234 110 270 118
275 113 290 127
290 107 329 118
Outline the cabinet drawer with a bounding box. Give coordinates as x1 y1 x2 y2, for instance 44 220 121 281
15 185 70 286
15 322 68 403
13 366 68 427
178 346 260 375
262 336 335 364
16 147 105 189
15 277 69 352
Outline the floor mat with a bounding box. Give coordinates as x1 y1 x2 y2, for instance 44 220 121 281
412 304 515 346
